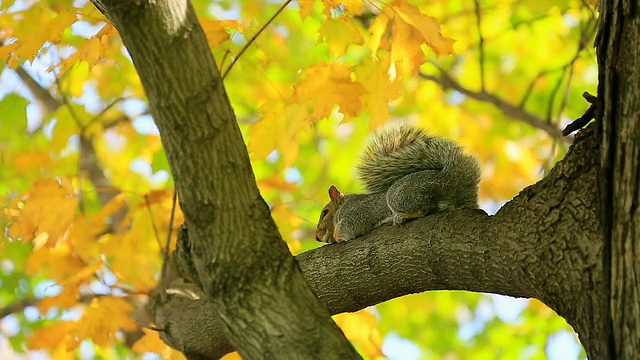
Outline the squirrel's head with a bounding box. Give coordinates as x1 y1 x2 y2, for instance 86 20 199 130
315 185 344 243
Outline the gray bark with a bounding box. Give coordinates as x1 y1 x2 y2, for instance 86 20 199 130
596 0 640 358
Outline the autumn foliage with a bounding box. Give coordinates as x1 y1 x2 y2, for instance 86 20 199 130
1 0 595 358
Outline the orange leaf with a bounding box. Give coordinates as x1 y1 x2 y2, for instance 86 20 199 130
334 310 384 358
199 18 241 47
298 0 315 20
66 297 138 351
36 287 82 313
293 62 367 121
354 54 403 129
318 17 364 57
28 321 75 351
132 328 168 354
391 0 455 57
8 178 78 246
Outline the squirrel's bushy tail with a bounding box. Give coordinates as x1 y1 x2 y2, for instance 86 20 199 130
355 124 481 199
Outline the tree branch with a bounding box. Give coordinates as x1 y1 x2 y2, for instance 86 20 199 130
153 125 607 359
419 71 568 141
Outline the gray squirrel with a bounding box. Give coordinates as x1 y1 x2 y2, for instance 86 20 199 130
315 124 481 243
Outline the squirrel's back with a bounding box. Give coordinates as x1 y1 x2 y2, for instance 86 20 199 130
355 124 480 194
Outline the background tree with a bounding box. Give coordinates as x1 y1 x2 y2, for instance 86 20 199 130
1 0 636 359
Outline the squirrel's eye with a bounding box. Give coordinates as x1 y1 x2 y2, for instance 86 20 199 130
320 209 329 218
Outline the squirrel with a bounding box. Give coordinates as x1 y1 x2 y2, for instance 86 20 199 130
315 124 481 243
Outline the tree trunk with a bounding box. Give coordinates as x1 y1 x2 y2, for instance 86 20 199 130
89 1 360 359
596 0 640 358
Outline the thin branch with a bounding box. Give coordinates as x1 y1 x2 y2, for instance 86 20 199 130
419 71 567 141
222 0 293 79
0 293 104 320
161 191 178 286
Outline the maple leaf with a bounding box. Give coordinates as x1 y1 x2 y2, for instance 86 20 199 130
293 62 367 121
199 18 241 47
318 17 365 57
26 245 86 282
354 54 403 129
36 286 82 314
8 178 78 246
248 100 309 167
58 24 117 73
390 18 427 77
66 296 138 351
9 6 78 65
334 310 384 358
29 321 75 351
132 328 167 354
98 213 161 291
391 0 455 57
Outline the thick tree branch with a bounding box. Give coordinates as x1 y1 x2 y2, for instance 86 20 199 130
154 125 607 359
420 71 567 141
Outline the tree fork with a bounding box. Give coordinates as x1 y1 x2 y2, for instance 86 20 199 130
90 0 360 358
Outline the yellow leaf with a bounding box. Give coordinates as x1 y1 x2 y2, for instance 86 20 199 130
132 328 167 354
69 218 100 260
390 19 427 77
318 17 364 57
221 352 243 360
51 343 75 360
98 212 161 290
391 0 455 57
257 175 298 193
298 0 315 20
294 62 367 121
248 100 309 167
270 199 302 252
67 296 138 351
199 18 241 47
28 321 74 351
9 178 78 245
13 150 52 174
27 245 85 281
91 193 127 227
57 260 104 288
37 287 81 313
354 54 403 128
368 13 390 56
341 0 364 15
58 24 116 74
334 310 384 358
11 7 77 64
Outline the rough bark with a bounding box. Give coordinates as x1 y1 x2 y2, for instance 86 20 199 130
155 126 608 359
596 0 640 358
89 1 359 359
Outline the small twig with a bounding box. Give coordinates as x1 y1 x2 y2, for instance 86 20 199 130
161 191 179 284
145 195 163 251
562 92 598 136
419 70 566 141
222 0 294 79
84 97 126 130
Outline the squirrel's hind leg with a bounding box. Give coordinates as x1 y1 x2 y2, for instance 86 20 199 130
385 170 442 224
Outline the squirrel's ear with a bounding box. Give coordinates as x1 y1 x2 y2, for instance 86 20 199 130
328 185 342 201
